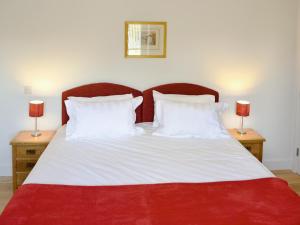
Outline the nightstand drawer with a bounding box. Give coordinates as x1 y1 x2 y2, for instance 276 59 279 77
228 129 265 162
242 143 263 161
16 159 37 172
243 143 260 153
16 172 30 187
15 145 46 159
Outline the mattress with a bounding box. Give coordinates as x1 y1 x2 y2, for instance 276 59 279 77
25 123 273 186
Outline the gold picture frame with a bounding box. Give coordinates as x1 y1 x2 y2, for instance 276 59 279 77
125 21 167 58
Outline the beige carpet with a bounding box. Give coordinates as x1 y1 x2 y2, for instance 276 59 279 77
0 177 12 214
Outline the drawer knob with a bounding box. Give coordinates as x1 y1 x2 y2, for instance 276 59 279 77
26 149 36 155
26 162 36 169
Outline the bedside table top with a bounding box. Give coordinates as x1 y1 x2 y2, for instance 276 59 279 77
10 131 56 145
228 128 265 143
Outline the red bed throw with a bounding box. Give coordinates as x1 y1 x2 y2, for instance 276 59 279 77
0 178 300 225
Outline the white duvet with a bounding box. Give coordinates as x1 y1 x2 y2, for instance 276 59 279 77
25 123 273 186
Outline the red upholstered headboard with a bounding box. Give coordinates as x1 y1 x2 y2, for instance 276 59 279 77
62 83 143 125
142 83 219 122
62 82 219 124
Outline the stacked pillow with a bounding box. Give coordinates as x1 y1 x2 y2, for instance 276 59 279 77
65 94 143 140
64 91 228 140
152 91 228 139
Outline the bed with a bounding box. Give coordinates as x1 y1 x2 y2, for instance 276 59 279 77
0 83 299 225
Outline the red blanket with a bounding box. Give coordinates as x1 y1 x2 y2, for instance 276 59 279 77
1 178 300 225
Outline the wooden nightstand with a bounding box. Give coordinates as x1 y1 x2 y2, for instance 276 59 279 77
10 131 56 192
228 129 266 162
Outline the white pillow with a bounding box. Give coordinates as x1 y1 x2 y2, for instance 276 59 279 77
66 95 142 121
66 99 139 140
153 100 228 139
65 96 143 138
68 94 133 102
153 90 216 127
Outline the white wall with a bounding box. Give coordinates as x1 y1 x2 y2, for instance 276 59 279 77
294 0 300 173
0 0 298 175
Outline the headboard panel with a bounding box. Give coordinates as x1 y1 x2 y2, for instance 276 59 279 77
62 83 143 125
142 83 219 122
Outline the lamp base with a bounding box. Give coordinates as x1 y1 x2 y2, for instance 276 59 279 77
237 116 247 135
237 129 247 135
31 131 42 137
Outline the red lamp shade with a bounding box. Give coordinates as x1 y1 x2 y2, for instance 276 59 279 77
236 100 250 117
29 100 44 117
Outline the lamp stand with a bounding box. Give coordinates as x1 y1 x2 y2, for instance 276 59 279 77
237 116 247 135
31 117 41 137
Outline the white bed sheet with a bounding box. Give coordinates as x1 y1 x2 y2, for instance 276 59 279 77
25 123 273 186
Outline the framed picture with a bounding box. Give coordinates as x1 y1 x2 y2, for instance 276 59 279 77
125 21 167 58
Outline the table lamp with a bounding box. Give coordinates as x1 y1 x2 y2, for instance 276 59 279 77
29 100 44 137
236 100 250 135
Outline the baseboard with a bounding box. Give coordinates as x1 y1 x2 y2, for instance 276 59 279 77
263 159 293 170
0 176 12 182
0 165 11 176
